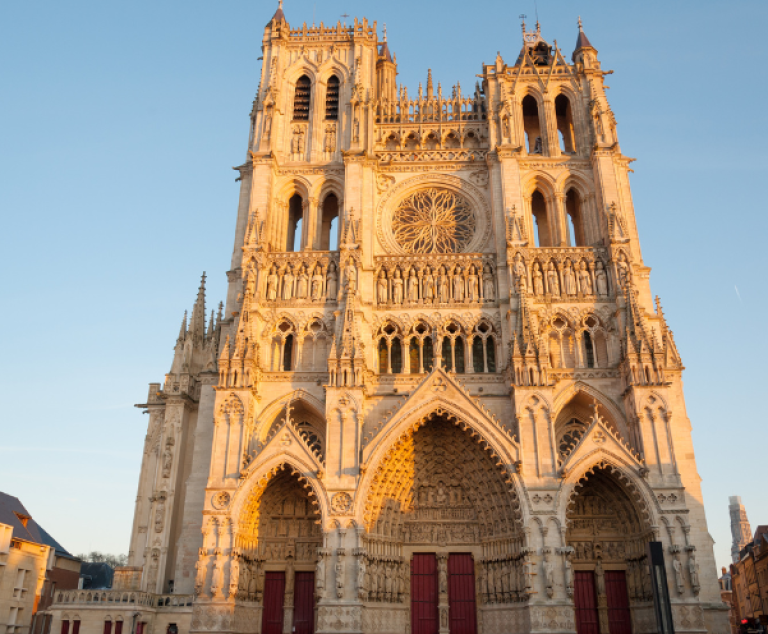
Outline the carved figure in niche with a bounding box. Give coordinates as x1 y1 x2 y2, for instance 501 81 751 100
532 263 545 295
357 558 366 600
435 481 448 505
354 116 360 143
513 254 527 293
502 116 511 140
385 564 393 599
324 125 336 154
478 564 487 599
453 266 465 302
578 261 593 295
407 269 419 302
546 262 560 296
595 261 609 297
154 497 165 533
162 447 173 478
316 556 326 596
282 265 295 300
533 136 543 154
392 269 404 304
296 266 309 299
423 266 435 302
673 556 684 594
487 561 496 600
399 562 408 600
211 557 223 596
326 262 338 298
266 265 279 301
264 109 273 138
311 266 324 300
688 553 700 592
335 558 344 598
438 558 448 594
595 559 606 595
298 129 305 154
563 260 577 296
438 267 449 303
247 562 257 599
467 265 479 302
194 557 207 596
229 555 240 598
345 259 357 293
483 269 495 301
616 252 630 288
369 560 378 598
543 552 555 598
377 270 388 304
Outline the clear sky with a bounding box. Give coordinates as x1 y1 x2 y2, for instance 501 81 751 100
1 0 765 572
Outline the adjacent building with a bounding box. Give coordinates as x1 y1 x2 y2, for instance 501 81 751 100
45 4 729 633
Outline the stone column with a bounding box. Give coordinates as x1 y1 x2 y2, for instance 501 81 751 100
438 553 450 634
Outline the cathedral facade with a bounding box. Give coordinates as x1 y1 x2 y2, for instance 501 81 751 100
49 5 728 634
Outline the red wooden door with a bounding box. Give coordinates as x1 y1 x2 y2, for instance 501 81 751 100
262 572 286 634
574 571 600 634
411 554 439 634
605 571 632 634
293 571 315 634
448 554 477 634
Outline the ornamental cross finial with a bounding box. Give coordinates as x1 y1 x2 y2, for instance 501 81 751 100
383 23 387 41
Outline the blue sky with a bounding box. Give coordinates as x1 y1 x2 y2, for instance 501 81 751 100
1 0 765 571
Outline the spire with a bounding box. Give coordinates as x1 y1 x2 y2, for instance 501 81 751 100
207 309 216 341
573 16 595 59
189 272 207 342
177 311 188 343
426 69 434 99
267 0 286 26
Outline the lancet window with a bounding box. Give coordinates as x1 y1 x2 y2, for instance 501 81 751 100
293 75 311 121
565 188 586 247
319 193 339 251
441 322 465 373
531 190 552 247
271 321 296 371
377 323 404 374
299 319 329 371
555 94 576 154
408 322 434 374
286 194 304 252
471 321 497 373
522 95 543 154
325 75 339 120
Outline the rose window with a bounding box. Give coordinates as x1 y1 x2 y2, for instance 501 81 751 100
392 188 476 254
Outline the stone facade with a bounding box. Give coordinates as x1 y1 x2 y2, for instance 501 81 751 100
47 5 729 634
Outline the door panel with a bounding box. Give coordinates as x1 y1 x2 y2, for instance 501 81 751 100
574 571 600 634
605 571 632 634
262 572 286 634
448 554 477 634
411 554 439 634
294 571 315 634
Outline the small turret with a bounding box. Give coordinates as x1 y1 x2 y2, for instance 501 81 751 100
572 16 598 65
376 24 397 101
267 0 287 27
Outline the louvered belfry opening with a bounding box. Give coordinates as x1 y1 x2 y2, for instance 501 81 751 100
325 75 339 120
293 75 311 120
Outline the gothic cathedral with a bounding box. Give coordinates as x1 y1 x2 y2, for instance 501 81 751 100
50 5 728 634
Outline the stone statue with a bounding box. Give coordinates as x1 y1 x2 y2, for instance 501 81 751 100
578 261 592 294
154 499 165 533
453 266 465 302
546 262 560 296
563 260 577 296
316 556 326 596
543 552 555 598
595 261 609 296
357 558 366 600
311 267 323 300
467 265 479 302
282 266 294 300
162 448 172 478
194 557 207 596
229 555 240 598
533 264 545 295
616 252 630 288
423 267 435 302
384 564 393 599
377 270 388 304
296 266 308 299
291 127 301 156
513 254 527 293
211 558 222 596
688 553 700 591
335 559 344 598
595 560 606 595
673 556 684 594
483 270 495 301
370 560 379 598
266 265 279 301
438 558 448 594
392 269 404 304
297 129 305 154
345 260 357 293
438 267 449 303
326 263 338 299
533 136 543 154
408 269 419 302
564 552 573 596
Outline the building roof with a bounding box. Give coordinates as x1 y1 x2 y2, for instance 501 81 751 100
574 17 594 51
0 491 76 560
267 0 286 26
80 562 114 590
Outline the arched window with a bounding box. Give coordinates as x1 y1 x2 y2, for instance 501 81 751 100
454 337 465 373
325 76 339 120
391 339 403 373
522 95 542 154
555 94 576 153
283 334 294 371
531 190 551 247
319 194 339 250
409 338 419 373
486 337 496 372
423 337 434 372
378 338 388 373
286 194 303 252
442 337 452 371
583 331 595 368
293 75 311 120
565 188 586 247
472 337 484 373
